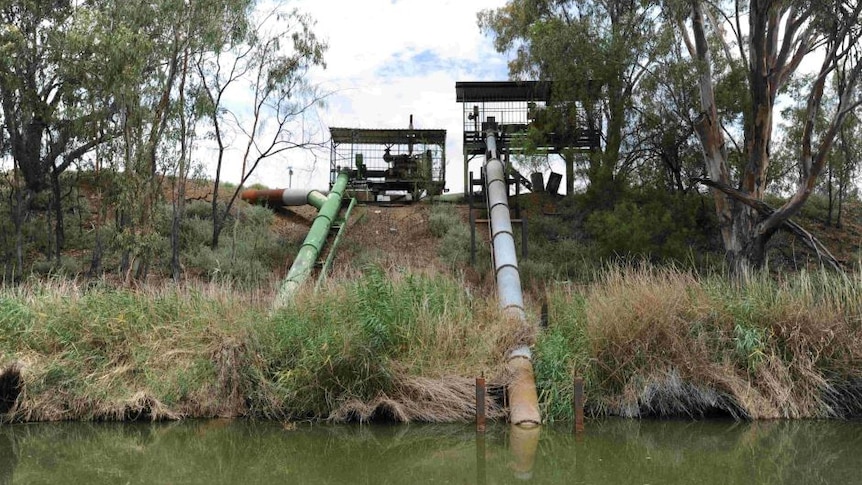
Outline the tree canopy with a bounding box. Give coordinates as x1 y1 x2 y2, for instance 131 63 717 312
481 0 862 273
0 0 327 281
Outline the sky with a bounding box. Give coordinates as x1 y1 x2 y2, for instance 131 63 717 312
245 0 512 193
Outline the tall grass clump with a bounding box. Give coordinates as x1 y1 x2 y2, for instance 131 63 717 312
536 265 862 421
258 266 515 422
532 286 590 420
1 270 518 423
519 239 600 289
0 280 271 421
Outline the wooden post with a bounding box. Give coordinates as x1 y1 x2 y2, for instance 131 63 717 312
476 375 486 433
573 376 584 434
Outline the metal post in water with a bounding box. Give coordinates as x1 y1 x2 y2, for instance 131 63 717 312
476 375 486 433
574 376 585 434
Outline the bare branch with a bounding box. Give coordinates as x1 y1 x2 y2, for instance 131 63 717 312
693 177 842 271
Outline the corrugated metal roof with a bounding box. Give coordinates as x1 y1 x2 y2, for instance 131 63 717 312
455 81 553 102
329 128 446 145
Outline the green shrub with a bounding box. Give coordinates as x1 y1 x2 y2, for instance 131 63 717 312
428 203 461 237
180 217 214 248
184 200 216 220
584 190 714 263
438 224 471 268
30 255 81 277
521 239 599 285
427 203 472 268
798 192 831 222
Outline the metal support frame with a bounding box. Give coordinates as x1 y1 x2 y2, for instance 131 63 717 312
315 197 357 290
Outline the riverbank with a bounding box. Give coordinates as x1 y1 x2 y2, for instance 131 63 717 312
1 266 861 422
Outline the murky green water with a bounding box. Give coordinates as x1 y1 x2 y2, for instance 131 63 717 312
0 419 859 484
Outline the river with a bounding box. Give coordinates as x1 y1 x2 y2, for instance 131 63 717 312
0 419 859 483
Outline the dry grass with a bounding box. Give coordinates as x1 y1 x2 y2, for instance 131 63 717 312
0 269 516 423
330 375 507 423
535 265 862 420
4 264 862 423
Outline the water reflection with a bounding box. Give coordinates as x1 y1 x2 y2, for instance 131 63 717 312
476 432 486 485
0 433 15 485
509 425 540 480
0 419 859 484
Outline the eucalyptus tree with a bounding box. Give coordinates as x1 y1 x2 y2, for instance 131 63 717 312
80 0 259 279
0 0 116 270
775 80 861 228
195 3 327 249
676 1 862 273
832 113 861 227
479 0 670 196
634 36 704 193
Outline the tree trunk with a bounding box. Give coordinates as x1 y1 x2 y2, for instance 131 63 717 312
171 45 190 281
212 213 223 249
118 209 131 276
837 125 855 229
725 205 763 275
209 120 226 249
564 152 575 196
826 162 834 226
50 169 64 264
88 228 103 278
170 208 182 280
690 1 774 276
12 188 32 281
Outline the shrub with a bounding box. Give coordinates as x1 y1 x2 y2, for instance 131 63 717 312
584 190 715 263
184 200 216 220
428 203 461 237
428 203 471 268
438 224 471 268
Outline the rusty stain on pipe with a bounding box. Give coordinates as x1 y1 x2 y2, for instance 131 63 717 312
506 348 541 428
240 189 288 205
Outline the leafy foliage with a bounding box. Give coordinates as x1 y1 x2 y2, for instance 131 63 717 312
429 203 471 268
584 189 717 263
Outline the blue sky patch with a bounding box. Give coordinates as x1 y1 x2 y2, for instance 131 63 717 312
377 48 506 79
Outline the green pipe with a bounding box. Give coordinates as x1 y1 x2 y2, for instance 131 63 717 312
306 190 328 210
274 171 349 308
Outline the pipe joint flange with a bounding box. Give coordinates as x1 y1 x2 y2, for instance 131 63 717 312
508 345 533 362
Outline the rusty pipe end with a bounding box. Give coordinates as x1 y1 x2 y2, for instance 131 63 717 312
241 189 285 205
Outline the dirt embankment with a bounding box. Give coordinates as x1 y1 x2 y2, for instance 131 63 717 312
269 202 460 274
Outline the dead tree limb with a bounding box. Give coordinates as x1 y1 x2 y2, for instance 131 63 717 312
692 178 842 272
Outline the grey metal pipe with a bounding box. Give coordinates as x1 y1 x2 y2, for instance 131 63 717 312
484 126 541 428
240 188 329 208
484 130 526 321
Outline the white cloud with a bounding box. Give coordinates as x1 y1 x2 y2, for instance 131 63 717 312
243 0 511 192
